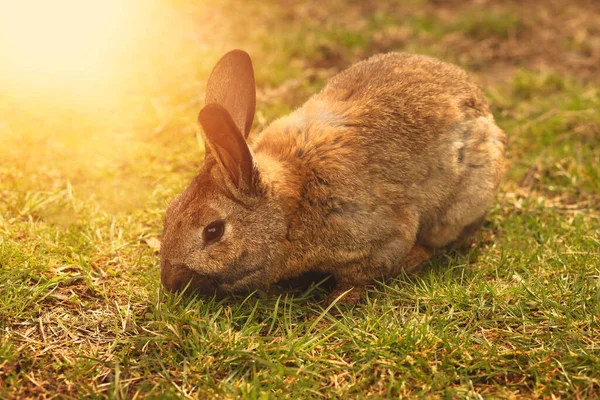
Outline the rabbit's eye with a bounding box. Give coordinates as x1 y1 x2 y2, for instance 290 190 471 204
203 220 225 244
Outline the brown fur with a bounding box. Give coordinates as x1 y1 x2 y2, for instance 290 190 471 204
160 51 506 303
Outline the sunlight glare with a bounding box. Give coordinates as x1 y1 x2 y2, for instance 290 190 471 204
0 0 138 95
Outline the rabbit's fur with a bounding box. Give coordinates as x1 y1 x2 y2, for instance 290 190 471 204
160 50 506 303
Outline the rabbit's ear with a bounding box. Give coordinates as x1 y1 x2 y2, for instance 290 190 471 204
198 103 256 192
205 49 256 139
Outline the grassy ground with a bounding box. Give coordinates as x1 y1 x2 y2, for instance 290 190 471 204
1 0 600 398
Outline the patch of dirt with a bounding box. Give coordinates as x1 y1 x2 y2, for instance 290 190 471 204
431 0 600 84
276 0 600 85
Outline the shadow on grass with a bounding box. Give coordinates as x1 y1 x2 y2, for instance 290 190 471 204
164 240 487 313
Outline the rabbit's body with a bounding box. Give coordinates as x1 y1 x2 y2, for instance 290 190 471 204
160 51 506 302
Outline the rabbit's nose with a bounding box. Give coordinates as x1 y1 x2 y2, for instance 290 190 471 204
161 260 193 293
161 260 218 295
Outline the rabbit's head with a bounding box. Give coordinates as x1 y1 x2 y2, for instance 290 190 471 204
160 50 287 295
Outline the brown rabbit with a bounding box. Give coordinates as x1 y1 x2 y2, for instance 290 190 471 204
160 50 506 304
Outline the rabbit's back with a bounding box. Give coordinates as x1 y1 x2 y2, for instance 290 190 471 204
254 53 504 219
315 53 494 161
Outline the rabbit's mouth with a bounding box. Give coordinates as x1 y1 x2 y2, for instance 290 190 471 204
212 264 265 293
161 260 218 295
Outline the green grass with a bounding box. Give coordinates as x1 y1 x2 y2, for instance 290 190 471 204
2 0 600 398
